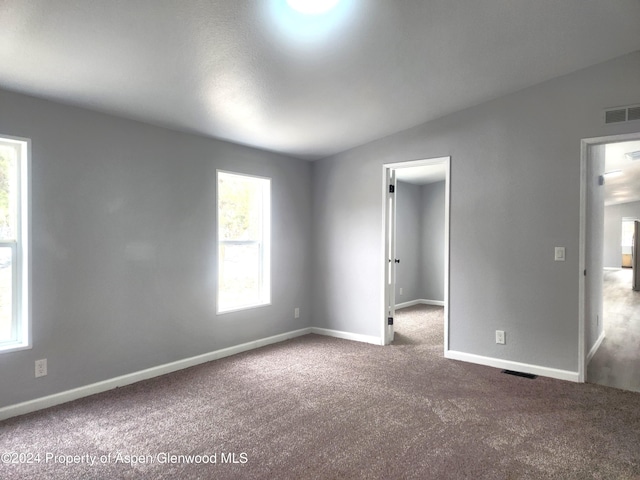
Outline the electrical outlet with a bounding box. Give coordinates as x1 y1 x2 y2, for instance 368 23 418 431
495 330 505 345
294 307 300 319
399 287 403 296
35 359 47 378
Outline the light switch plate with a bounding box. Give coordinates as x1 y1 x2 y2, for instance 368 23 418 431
554 247 565 261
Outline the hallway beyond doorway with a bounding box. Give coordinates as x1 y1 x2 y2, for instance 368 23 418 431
588 269 640 392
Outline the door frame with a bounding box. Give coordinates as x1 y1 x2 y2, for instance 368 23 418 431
383 167 397 344
634 220 640 291
579 131 640 382
381 156 451 351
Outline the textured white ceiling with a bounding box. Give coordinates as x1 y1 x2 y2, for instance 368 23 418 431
1 1 639 160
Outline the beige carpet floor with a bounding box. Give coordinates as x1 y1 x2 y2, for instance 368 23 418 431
1 304 639 479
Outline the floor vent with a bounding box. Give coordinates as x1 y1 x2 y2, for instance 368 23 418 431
604 104 640 124
502 370 537 379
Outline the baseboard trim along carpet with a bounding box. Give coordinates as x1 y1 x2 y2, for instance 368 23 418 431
0 326 385 421
310 327 384 346
445 350 580 382
0 327 314 422
587 330 606 365
396 299 445 309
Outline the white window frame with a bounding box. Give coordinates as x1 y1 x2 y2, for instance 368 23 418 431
216 170 271 314
0 134 30 354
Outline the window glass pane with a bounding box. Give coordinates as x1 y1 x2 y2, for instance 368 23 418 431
217 171 270 313
218 173 263 242
0 145 18 241
219 243 261 311
0 247 13 342
622 219 636 247
0 136 26 353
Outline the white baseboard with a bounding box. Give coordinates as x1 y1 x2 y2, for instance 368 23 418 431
395 299 422 309
603 267 622 271
421 299 445 307
310 327 384 346
396 299 445 309
0 327 313 422
444 350 580 382
587 330 606 365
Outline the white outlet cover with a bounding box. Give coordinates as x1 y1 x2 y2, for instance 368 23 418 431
35 359 47 377
495 330 505 345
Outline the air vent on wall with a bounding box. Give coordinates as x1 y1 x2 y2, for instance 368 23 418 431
629 106 640 122
604 104 640 124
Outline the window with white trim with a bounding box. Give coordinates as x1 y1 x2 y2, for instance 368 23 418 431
217 171 271 313
0 136 30 353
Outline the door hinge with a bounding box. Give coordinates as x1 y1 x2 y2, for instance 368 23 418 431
389 184 395 193
584 269 587 276
387 317 394 325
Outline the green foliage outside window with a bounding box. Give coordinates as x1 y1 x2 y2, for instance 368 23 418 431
0 146 14 341
0 146 15 240
218 174 261 241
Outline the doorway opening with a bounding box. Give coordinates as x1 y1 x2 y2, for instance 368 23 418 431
581 134 640 392
382 157 450 351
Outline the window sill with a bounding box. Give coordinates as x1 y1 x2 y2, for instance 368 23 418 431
217 302 272 315
0 341 31 354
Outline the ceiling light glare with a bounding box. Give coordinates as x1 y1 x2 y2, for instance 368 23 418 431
286 0 340 15
603 170 623 178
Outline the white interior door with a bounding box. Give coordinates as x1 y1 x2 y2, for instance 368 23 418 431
384 168 397 344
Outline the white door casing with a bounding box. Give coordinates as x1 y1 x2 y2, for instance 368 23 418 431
384 168 396 344
633 220 640 291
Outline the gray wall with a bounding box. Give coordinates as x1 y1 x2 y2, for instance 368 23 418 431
311 51 640 372
0 88 312 408
395 180 445 304
421 181 445 302
604 201 640 268
395 181 422 302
